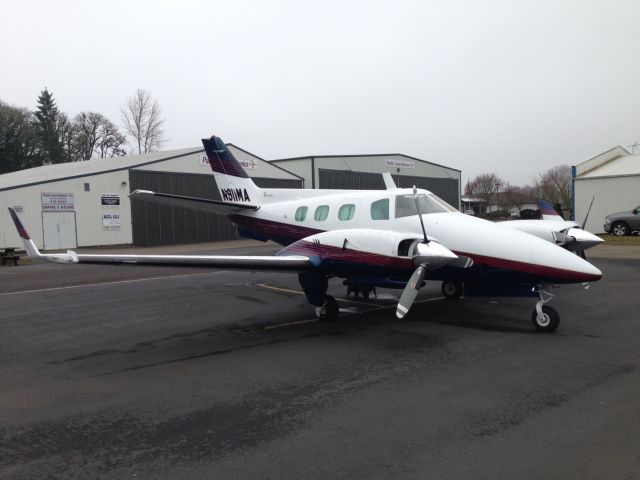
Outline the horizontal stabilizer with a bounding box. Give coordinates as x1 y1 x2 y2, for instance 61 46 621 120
130 190 259 214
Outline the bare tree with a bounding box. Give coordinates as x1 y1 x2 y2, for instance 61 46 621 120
465 173 504 212
96 121 127 158
499 185 530 217
531 165 572 209
121 89 165 154
73 112 104 160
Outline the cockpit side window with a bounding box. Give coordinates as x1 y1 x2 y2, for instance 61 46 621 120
370 198 389 220
395 193 457 218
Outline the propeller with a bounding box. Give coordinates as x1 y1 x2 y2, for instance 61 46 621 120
396 241 461 318
578 196 595 259
413 186 429 244
581 196 595 230
396 187 470 318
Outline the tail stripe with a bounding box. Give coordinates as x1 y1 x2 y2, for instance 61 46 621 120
8 208 30 240
202 136 249 178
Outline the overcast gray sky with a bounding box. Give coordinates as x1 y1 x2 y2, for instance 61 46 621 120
1 0 639 185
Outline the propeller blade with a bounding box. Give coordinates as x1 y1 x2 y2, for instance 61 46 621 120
396 265 427 319
450 255 474 269
413 186 428 244
582 196 595 230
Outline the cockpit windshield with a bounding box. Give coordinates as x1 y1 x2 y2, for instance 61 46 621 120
395 193 458 218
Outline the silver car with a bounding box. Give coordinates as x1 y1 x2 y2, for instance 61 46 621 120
604 205 640 236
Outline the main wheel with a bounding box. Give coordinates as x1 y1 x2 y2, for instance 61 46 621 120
318 295 339 323
441 281 464 300
612 222 629 236
531 305 560 332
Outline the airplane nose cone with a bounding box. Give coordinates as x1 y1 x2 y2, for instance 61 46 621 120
566 228 605 251
543 244 603 282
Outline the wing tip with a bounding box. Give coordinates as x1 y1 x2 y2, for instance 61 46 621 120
8 207 31 240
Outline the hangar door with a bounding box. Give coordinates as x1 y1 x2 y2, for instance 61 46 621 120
130 170 303 246
318 169 460 209
42 212 77 250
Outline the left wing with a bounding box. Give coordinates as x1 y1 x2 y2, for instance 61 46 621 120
8 208 310 272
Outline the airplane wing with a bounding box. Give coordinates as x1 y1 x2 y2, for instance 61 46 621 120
8 208 310 272
130 190 259 215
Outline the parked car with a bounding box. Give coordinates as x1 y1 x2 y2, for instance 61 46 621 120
603 205 640 236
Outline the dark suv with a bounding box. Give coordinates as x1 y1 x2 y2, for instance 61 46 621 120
604 205 640 236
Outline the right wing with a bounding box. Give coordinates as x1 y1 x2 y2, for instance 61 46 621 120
8 208 310 272
129 190 259 215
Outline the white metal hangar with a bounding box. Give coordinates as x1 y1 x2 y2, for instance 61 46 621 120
573 146 640 233
270 153 462 209
0 145 302 250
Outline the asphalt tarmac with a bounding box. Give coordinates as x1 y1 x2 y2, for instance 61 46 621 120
1 242 639 479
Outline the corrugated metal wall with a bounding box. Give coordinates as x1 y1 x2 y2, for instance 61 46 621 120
574 175 640 233
318 169 460 209
129 170 302 246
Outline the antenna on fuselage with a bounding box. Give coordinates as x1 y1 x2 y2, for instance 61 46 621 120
413 186 429 244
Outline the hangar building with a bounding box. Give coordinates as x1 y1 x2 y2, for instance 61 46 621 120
573 146 640 233
0 145 302 249
1 145 462 250
270 154 461 209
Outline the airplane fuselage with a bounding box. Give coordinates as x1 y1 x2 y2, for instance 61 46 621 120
225 188 602 286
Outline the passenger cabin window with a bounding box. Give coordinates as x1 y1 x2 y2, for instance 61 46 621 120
338 204 355 221
314 205 330 221
370 198 389 220
395 193 457 218
295 206 308 221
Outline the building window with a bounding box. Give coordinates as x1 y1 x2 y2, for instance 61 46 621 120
314 205 329 221
84 183 90 192
370 198 389 220
338 204 356 221
295 206 308 221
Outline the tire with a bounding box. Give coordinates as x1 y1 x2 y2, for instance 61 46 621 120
318 295 339 322
531 305 560 332
441 281 464 300
611 222 629 236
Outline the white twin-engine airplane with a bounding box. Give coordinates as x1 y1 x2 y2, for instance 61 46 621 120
501 198 602 259
8 136 603 332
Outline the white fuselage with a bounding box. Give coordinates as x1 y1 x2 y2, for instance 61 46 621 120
228 187 602 283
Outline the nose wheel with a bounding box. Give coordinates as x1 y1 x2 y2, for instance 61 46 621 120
532 284 559 332
531 305 559 332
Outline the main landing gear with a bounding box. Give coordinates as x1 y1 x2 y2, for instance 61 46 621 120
299 272 340 323
441 280 464 300
315 295 339 323
532 284 559 332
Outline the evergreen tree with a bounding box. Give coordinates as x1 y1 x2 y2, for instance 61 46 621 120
34 88 66 163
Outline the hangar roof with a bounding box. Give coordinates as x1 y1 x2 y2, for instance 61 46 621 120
576 146 640 178
271 153 461 173
0 144 302 192
0 147 201 191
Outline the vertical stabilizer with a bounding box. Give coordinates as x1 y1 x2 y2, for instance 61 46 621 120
202 136 261 206
538 199 563 221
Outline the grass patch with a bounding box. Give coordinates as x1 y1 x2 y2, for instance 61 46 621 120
599 234 640 245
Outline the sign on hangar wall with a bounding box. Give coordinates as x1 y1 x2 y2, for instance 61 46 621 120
41 192 75 211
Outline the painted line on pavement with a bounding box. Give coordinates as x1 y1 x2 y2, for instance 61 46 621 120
1 271 229 297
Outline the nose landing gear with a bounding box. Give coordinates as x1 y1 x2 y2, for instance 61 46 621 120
532 284 559 332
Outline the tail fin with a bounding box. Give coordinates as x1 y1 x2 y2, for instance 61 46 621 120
537 199 563 221
202 136 261 206
8 208 77 263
